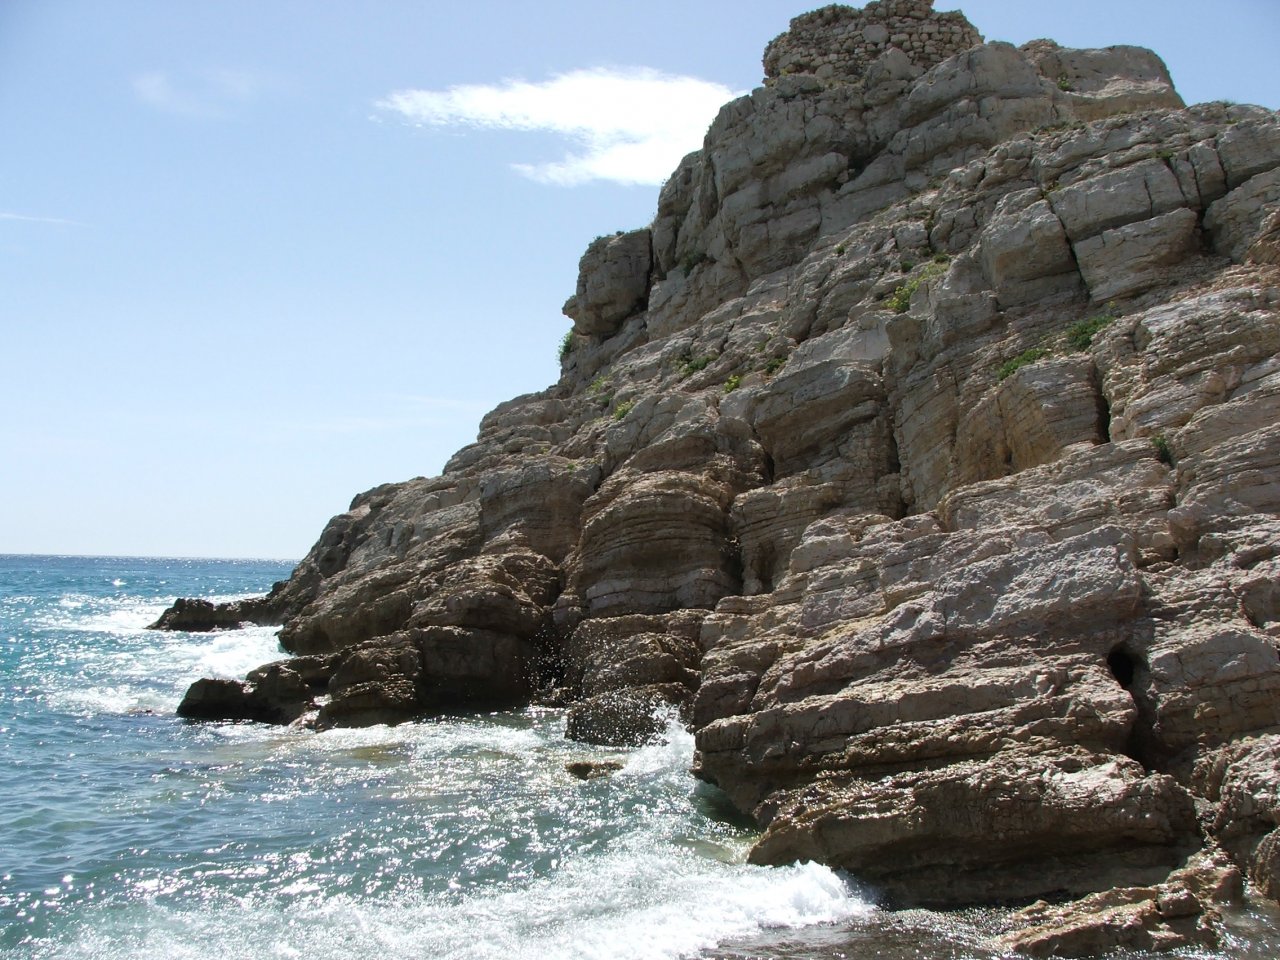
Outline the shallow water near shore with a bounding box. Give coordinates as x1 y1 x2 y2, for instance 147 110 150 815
2 554 1277 960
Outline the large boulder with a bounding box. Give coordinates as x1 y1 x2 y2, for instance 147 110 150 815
563 229 652 338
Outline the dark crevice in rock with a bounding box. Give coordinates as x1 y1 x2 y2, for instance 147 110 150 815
753 542 777 595
1108 641 1166 772
1096 381 1113 443
760 449 776 486
1108 646 1137 689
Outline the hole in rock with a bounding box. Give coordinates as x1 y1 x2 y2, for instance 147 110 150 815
1107 647 1136 689
1105 643 1162 770
1096 389 1112 443
753 543 776 595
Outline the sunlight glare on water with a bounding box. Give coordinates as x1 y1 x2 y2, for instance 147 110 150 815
3 555 1278 960
0 556 868 960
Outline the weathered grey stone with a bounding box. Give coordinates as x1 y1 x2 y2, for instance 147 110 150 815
1205 167 1280 263
1048 159 1188 242
1025 42 1184 121
998 848 1239 957
749 751 1198 907
979 192 1080 307
157 5 1280 925
763 1 982 82
1074 207 1200 301
563 229 652 338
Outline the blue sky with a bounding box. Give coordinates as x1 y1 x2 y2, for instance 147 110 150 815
3 1 1277 559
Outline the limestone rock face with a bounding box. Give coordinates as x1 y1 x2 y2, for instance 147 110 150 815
748 751 1197 906
996 848 1242 957
157 0 1280 937
567 465 744 617
564 229 653 338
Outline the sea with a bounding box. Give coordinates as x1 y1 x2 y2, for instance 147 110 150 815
2 554 1278 960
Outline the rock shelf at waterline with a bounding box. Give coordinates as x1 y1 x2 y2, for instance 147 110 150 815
156 0 1280 953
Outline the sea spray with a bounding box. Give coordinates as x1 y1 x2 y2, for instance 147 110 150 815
6 556 1278 960
1 556 865 960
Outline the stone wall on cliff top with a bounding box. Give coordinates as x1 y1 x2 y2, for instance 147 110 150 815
763 1 981 82
158 1 1280 951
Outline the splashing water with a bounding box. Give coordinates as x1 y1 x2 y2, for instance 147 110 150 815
4 555 1278 960
0 556 870 960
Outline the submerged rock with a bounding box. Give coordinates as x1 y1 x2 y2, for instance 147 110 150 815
565 759 625 780
156 0 1280 936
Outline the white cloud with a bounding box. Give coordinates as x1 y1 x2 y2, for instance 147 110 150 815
377 67 742 186
1 212 82 226
132 68 275 118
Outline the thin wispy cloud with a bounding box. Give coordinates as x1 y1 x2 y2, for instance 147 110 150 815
377 67 741 186
273 395 492 436
132 68 276 118
1 212 83 226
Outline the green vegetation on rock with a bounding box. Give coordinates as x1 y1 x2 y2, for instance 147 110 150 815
886 260 948 313
678 351 716 378
1152 434 1174 465
1067 310 1117 351
997 347 1051 381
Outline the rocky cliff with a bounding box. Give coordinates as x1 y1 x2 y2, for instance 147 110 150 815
158 1 1280 952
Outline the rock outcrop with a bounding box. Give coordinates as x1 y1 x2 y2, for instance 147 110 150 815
160 1 1280 950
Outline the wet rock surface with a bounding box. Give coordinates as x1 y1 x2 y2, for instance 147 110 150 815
156 1 1280 949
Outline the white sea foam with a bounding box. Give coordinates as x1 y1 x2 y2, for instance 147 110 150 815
182 625 284 680
13 857 866 960
620 708 695 777
39 614 283 716
54 682 171 716
38 594 163 635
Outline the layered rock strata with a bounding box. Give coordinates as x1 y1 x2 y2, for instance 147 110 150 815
159 1 1280 949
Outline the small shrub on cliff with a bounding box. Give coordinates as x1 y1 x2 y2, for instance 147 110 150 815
723 374 742 393
1067 310 1117 351
1057 74 1074 92
612 399 635 421
559 330 576 361
997 347 1051 381
678 350 715 378
885 284 914 314
764 356 787 377
1152 434 1174 465
886 261 947 314
680 250 709 274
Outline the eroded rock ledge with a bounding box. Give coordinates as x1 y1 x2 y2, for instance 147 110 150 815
157 1 1280 952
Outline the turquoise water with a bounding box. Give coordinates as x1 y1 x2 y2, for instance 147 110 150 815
1 554 1276 959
